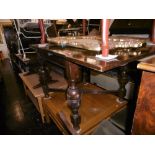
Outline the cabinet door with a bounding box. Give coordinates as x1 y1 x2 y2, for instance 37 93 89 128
132 71 155 134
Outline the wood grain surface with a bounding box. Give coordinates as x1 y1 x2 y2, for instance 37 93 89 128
132 71 155 134
44 83 127 134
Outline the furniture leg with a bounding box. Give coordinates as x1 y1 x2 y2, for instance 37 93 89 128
43 100 51 124
82 67 90 83
67 80 81 131
23 83 28 96
117 65 129 103
37 97 45 123
65 61 82 131
38 65 50 97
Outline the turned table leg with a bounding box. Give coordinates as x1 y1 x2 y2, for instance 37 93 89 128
38 65 49 98
65 61 82 131
67 80 81 130
117 65 129 103
36 50 50 97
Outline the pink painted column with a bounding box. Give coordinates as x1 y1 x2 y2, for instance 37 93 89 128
101 19 110 57
82 19 86 35
152 19 155 43
38 19 46 44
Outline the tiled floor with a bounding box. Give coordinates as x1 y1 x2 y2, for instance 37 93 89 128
0 59 62 135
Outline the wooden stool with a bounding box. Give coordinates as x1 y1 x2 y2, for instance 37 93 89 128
43 83 127 134
19 71 68 123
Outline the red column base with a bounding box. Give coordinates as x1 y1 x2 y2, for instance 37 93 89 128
102 46 109 57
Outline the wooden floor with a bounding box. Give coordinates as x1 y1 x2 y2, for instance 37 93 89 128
0 59 62 135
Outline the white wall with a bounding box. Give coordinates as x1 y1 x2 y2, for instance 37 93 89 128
0 20 11 59
0 25 9 59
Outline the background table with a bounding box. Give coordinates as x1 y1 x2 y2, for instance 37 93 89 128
19 71 67 123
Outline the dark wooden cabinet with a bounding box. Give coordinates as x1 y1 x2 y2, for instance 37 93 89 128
132 56 155 134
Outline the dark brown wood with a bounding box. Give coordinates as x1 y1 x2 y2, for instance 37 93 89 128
44 83 127 135
33 45 155 73
82 67 91 83
37 65 50 97
118 65 129 102
65 61 82 130
65 61 82 82
67 80 81 130
66 61 81 130
132 71 155 134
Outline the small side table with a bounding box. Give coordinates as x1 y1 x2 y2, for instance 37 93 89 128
43 83 127 134
19 71 68 123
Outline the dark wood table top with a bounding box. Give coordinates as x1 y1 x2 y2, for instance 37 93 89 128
33 44 155 72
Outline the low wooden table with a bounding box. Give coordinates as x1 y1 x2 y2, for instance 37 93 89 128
19 71 68 123
44 83 127 134
32 43 155 130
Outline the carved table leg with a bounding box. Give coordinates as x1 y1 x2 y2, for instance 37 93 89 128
117 65 129 103
67 80 81 130
65 61 82 131
36 50 50 97
38 65 49 98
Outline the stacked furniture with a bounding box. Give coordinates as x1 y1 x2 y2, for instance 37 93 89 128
19 71 68 123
